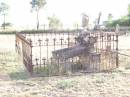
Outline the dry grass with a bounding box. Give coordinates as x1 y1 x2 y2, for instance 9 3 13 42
0 71 130 97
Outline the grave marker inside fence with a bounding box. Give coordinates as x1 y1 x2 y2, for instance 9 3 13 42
16 29 120 75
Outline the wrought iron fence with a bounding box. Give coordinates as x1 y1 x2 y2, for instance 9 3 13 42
16 29 121 76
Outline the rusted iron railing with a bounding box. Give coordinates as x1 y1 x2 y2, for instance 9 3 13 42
15 29 122 75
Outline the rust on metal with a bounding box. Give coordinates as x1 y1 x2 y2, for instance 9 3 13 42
15 29 121 75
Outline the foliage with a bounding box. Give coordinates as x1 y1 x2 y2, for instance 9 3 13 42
0 50 29 80
48 15 62 30
107 13 113 23
0 31 16 34
0 2 9 30
105 16 130 27
33 64 59 76
105 4 130 27
128 4 130 25
31 0 46 10
1 22 12 28
0 2 9 15
30 0 46 30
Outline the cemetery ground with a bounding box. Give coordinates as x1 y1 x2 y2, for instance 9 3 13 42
0 34 130 97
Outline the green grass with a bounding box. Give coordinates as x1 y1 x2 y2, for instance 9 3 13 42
33 64 59 76
56 79 77 90
119 53 130 69
0 51 30 80
9 70 30 80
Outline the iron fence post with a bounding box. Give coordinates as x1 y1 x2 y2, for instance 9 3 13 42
116 25 119 68
53 38 56 50
38 39 42 69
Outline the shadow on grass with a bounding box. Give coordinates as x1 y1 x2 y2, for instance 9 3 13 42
9 70 30 80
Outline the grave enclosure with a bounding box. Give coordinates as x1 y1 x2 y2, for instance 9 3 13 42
16 29 119 76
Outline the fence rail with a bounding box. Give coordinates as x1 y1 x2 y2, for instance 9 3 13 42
15 29 130 76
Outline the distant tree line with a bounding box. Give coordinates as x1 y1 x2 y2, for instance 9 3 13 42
105 15 130 27
104 4 130 27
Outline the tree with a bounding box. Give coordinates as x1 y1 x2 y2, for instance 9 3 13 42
1 22 12 28
108 13 113 23
105 13 113 27
48 15 62 30
105 17 130 27
128 4 130 14
30 0 46 30
127 4 130 25
104 5 130 27
0 2 9 30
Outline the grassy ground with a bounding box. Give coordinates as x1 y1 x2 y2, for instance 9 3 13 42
0 51 30 80
0 71 130 97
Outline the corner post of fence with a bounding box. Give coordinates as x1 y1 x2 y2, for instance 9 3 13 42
15 33 17 53
115 24 119 68
29 39 33 75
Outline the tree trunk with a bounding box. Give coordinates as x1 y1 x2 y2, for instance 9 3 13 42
36 9 39 30
3 14 5 30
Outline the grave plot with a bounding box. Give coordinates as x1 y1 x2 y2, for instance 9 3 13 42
16 29 120 76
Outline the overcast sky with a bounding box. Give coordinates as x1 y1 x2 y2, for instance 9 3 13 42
1 0 130 28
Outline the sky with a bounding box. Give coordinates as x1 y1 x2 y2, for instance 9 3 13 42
1 0 130 29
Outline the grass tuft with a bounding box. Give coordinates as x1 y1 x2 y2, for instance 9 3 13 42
56 79 76 90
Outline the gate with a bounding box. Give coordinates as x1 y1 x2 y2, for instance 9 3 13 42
16 33 33 74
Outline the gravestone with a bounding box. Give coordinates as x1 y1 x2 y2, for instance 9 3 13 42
52 30 101 73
